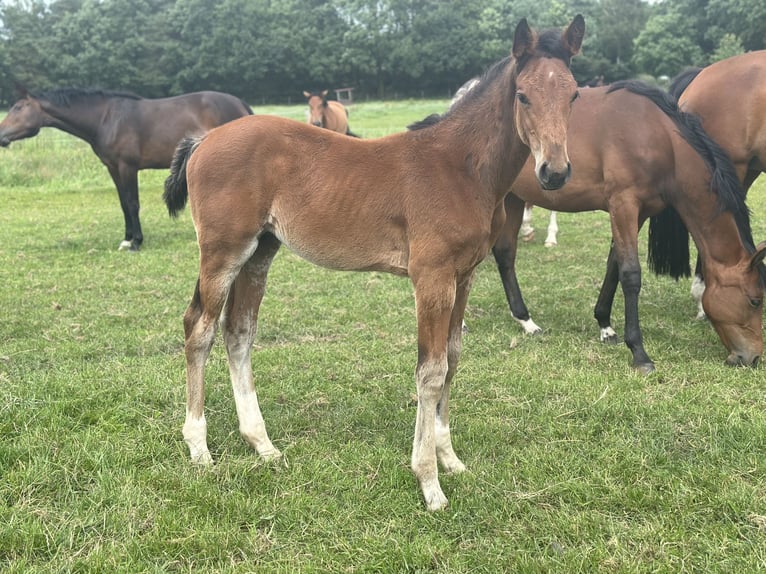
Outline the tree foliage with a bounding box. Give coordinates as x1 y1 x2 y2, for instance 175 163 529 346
0 0 760 104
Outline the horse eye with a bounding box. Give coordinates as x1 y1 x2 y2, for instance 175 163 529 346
516 93 530 106
749 297 762 308
571 91 580 103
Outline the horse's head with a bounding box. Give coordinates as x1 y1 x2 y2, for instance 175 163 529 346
703 242 766 367
303 90 329 128
0 91 44 147
512 15 584 190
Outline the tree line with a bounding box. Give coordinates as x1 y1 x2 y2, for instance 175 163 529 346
0 0 762 106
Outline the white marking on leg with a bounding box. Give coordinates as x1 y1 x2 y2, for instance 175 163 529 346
118 240 132 251
515 316 543 335
520 205 535 241
435 415 465 474
544 211 558 247
412 357 449 511
691 275 706 320
600 326 618 342
183 411 213 464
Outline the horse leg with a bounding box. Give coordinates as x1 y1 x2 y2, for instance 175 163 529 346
492 193 543 335
181 234 262 464
593 243 621 343
544 211 558 247
690 255 706 320
611 213 654 374
520 203 535 242
108 164 142 251
221 233 282 460
411 269 456 511
434 273 474 475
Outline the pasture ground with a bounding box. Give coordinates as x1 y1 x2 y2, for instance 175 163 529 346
1 100 765 572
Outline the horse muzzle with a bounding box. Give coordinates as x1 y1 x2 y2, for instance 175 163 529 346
0 137 11 148
537 161 571 191
725 352 760 367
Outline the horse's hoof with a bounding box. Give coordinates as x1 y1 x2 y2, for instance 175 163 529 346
634 362 656 376
118 240 132 251
544 240 557 247
521 230 535 242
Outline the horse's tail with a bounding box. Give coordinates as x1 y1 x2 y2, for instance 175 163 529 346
240 98 254 115
345 128 360 138
647 207 691 279
163 134 205 218
668 67 702 99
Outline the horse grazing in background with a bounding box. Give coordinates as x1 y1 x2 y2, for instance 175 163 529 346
163 16 585 511
490 81 766 373
303 89 357 136
669 51 766 318
0 87 252 251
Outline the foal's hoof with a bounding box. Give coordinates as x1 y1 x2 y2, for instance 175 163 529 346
521 230 535 242
633 362 656 376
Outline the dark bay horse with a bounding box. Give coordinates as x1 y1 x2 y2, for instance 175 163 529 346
303 90 357 136
0 87 252 251
163 16 585 511
669 51 766 317
490 81 766 373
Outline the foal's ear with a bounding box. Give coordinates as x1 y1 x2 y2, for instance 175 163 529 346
749 241 766 271
320 89 329 99
512 18 536 59
303 91 311 99
562 14 585 57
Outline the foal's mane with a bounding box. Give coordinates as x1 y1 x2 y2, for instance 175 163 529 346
32 87 143 107
408 26 572 132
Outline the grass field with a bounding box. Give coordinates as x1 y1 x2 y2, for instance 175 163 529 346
1 99 766 572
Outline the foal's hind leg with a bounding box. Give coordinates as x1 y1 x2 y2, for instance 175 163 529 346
221 233 282 460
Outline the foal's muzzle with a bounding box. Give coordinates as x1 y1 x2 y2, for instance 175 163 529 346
538 161 572 191
725 352 760 367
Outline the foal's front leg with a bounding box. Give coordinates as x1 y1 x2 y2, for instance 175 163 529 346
411 272 457 511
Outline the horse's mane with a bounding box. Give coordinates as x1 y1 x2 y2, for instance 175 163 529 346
32 87 143 106
608 80 766 286
668 67 703 99
408 26 571 132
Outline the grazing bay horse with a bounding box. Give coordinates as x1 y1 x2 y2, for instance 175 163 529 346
490 82 766 373
303 90 357 136
669 51 766 317
0 87 252 251
163 16 585 511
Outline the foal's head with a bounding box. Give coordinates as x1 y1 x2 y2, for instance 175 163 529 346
512 15 584 190
303 90 329 128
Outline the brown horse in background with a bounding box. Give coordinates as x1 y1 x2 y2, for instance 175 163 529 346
491 82 766 373
669 51 766 317
164 16 585 511
0 87 252 251
303 89 357 136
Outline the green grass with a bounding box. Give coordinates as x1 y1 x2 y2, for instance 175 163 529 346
1 99 766 572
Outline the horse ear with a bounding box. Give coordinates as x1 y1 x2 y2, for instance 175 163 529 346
512 18 536 59
303 91 311 99
320 89 329 99
749 241 766 271
562 14 585 57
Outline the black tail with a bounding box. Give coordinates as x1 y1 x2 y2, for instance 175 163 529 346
647 207 691 279
163 135 204 218
668 67 702 99
240 98 254 115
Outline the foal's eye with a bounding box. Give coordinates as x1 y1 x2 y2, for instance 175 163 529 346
516 93 530 106
749 297 762 308
571 91 580 103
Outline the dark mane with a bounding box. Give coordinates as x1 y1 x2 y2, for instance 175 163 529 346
32 87 143 107
608 80 765 285
668 67 703 99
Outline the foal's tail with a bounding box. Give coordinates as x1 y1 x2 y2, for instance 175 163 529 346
163 134 205 218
